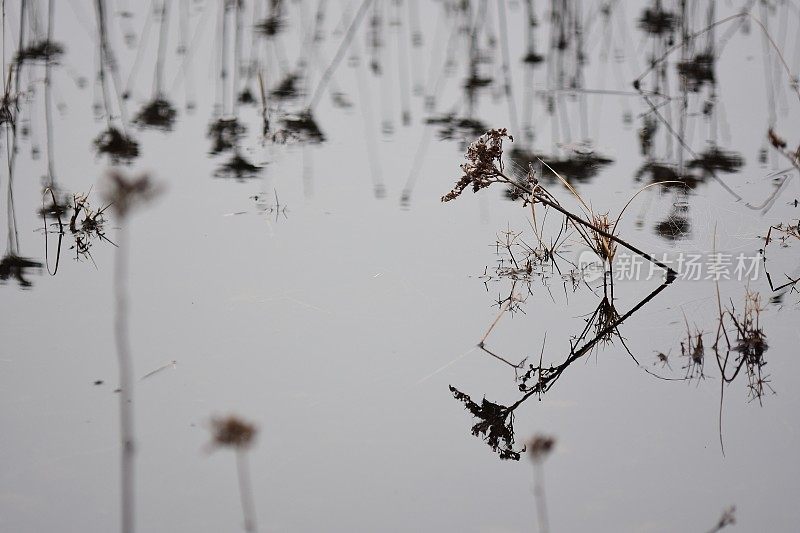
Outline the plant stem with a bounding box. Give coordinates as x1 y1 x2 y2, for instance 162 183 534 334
308 0 373 110
236 449 258 533
499 172 677 279
114 223 135 533
533 461 550 533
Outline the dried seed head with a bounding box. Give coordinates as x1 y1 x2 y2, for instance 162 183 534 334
442 128 513 202
591 213 617 262
526 434 556 461
210 415 257 449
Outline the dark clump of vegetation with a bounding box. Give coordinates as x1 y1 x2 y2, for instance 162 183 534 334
637 7 677 36
527 435 555 461
450 386 522 460
677 53 715 92
211 416 257 449
542 154 614 185
687 146 745 174
256 15 284 37
655 212 691 241
93 127 140 163
66 192 115 263
509 148 614 186
522 51 545 64
426 114 487 141
15 40 65 63
463 74 493 92
255 0 285 37
636 162 702 189
0 94 14 125
134 96 177 131
0 254 43 288
208 118 246 154
279 111 325 143
215 152 262 181
238 89 256 105
270 73 302 100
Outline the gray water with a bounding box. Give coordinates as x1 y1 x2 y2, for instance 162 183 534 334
2 1 800 532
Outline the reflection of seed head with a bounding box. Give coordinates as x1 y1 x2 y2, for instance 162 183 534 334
526 434 556 461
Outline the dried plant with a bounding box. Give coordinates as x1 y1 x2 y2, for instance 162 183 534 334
15 40 65 63
0 91 14 126
269 73 301 100
526 434 556 462
706 506 736 533
255 0 285 38
66 191 116 264
100 171 162 533
0 254 42 288
441 128 513 202
681 320 706 381
426 113 487 141
215 152 262 181
441 129 676 277
764 221 800 247
475 226 577 349
687 146 745 175
590 213 617 263
208 118 246 155
94 127 140 164
133 96 177 131
526 434 556 533
724 291 771 404
708 289 772 406
654 350 672 370
634 13 800 103
588 294 622 346
677 52 715 92
637 6 677 36
761 221 800 295
211 416 258 450
210 416 259 533
453 280 672 460
278 111 325 143
450 386 522 460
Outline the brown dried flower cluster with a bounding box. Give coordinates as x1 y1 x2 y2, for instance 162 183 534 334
211 416 258 449
441 128 513 202
526 434 556 461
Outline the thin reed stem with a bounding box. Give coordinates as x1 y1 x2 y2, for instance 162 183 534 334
113 223 136 533
236 450 258 533
532 461 550 533
497 171 677 278
308 0 373 110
